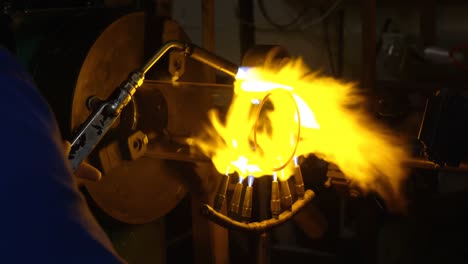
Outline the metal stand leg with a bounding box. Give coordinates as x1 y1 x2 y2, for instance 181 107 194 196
256 232 270 264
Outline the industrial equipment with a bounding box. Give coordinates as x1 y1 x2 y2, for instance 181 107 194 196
31 10 202 225
6 5 323 262
7 2 468 263
66 32 319 239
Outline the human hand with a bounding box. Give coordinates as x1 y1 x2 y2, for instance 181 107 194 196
63 141 102 184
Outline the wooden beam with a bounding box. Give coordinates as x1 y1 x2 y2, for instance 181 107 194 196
420 0 437 46
238 0 256 60
337 9 345 78
360 0 376 91
202 0 216 82
143 0 167 79
188 2 229 263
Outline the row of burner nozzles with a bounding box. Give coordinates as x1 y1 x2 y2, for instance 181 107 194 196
213 161 305 221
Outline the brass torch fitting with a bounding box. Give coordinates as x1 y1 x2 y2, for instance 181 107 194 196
280 180 293 211
241 185 253 220
230 182 244 215
271 180 281 218
293 165 305 199
214 173 230 211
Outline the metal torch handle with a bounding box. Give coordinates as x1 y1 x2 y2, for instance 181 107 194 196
68 70 144 171
68 40 239 172
68 103 118 171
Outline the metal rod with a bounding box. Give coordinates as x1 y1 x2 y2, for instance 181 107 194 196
140 40 186 74
256 232 269 264
188 45 238 77
404 158 468 174
327 158 468 181
201 189 315 233
141 40 238 77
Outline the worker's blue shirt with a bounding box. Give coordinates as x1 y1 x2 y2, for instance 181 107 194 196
0 47 124 263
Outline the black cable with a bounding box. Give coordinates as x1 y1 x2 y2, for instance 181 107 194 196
240 0 342 32
295 0 342 31
376 18 393 54
257 0 311 30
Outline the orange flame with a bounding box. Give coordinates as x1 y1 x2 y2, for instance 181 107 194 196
190 58 409 205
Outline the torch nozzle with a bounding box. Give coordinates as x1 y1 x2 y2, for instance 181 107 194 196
230 182 244 216
280 180 293 211
241 185 253 220
187 43 238 77
270 179 281 218
293 165 305 199
214 173 230 211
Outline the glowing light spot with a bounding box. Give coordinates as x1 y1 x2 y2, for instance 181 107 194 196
251 98 261 105
272 172 278 182
232 139 238 149
235 67 252 79
231 156 261 176
248 175 254 186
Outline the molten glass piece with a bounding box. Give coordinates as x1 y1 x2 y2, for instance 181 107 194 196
191 58 409 204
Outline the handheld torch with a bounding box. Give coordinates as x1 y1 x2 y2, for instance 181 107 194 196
68 40 238 171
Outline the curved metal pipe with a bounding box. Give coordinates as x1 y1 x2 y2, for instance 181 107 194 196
201 189 315 233
140 40 239 77
140 40 186 75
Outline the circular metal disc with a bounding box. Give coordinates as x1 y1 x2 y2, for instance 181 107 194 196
73 12 188 224
84 157 187 224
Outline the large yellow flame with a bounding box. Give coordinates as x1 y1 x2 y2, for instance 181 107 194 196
191 58 409 204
